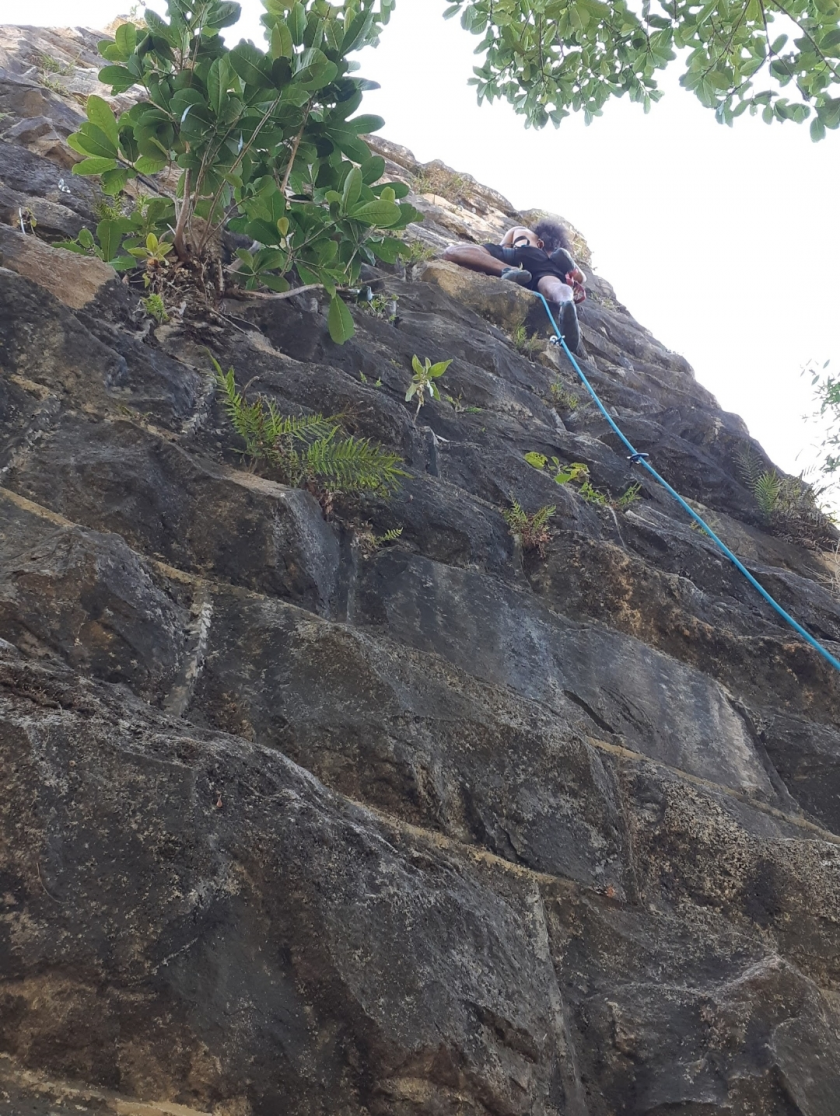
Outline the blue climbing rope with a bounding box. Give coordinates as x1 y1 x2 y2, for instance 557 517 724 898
535 292 840 676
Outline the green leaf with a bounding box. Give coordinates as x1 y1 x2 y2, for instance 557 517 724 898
134 155 168 174
86 94 120 148
99 39 123 61
342 9 376 53
69 123 119 159
145 7 178 44
254 247 288 271
350 199 401 227
72 156 120 176
270 21 294 58
98 64 136 92
371 236 406 264
289 2 306 43
342 165 363 213
260 274 291 292
294 58 338 90
343 113 386 135
328 295 355 344
207 55 232 116
96 218 124 261
56 240 88 255
101 167 131 195
360 155 386 184
246 217 283 245
524 452 548 469
211 1 242 29
811 115 827 140
114 20 137 57
373 180 410 200
229 41 273 89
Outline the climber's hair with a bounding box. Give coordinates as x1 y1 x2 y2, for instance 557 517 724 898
533 221 571 254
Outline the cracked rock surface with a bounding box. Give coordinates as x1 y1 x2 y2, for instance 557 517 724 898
2 22 840 1116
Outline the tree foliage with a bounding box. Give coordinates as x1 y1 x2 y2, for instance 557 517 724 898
809 360 840 477
67 0 420 335
444 0 840 137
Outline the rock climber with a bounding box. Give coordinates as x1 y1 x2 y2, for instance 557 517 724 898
442 221 586 352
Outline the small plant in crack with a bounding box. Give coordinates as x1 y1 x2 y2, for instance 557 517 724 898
401 238 437 265
735 444 835 545
140 293 169 324
525 453 641 510
212 358 407 499
549 380 580 412
412 166 468 201
406 355 452 422
373 527 403 547
445 392 482 414
361 292 399 321
510 325 544 359
502 501 556 557
37 51 75 93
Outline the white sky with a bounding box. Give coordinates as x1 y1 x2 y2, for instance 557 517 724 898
16 0 840 491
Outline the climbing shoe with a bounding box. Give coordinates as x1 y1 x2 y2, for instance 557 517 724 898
558 299 580 353
500 267 533 287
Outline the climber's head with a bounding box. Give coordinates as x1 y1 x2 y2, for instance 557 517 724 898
532 220 571 254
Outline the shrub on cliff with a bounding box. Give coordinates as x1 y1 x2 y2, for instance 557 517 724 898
66 0 419 341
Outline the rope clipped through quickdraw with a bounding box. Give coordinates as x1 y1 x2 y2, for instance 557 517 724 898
535 292 840 676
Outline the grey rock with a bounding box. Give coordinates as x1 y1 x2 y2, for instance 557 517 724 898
1 26 840 1113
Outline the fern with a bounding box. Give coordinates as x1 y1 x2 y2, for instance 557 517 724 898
735 444 767 491
373 527 404 547
733 444 836 545
753 470 783 517
212 360 406 497
502 501 556 556
304 433 405 494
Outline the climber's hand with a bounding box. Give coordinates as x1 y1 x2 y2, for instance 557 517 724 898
566 273 587 304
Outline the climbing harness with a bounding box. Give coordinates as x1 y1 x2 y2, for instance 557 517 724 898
536 292 840 676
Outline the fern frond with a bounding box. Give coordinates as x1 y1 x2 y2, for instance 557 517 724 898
268 410 336 446
754 471 782 517
530 504 557 529
501 501 555 556
306 434 407 494
735 445 765 490
212 359 271 457
212 360 406 496
212 359 245 430
373 527 404 547
502 501 527 531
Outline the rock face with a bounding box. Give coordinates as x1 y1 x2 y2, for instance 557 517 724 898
2 23 840 1116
